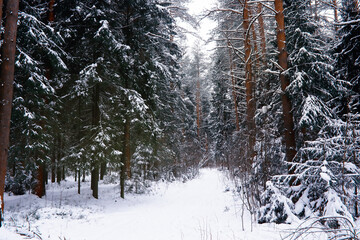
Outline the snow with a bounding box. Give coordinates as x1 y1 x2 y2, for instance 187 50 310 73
320 172 331 182
0 169 334 240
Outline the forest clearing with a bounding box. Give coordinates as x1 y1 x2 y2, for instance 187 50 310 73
0 169 334 240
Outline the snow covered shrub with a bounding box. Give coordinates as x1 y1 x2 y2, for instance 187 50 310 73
291 117 360 218
322 189 354 228
102 173 119 184
268 118 359 224
5 161 36 195
286 216 358 240
258 181 299 224
127 177 152 194
259 113 360 224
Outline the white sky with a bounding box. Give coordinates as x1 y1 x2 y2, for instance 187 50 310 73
177 0 218 58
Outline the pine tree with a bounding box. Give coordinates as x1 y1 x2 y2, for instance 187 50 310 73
284 0 336 143
334 0 360 117
274 0 297 170
0 0 20 226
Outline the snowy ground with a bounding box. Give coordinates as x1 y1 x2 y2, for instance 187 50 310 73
0 169 330 240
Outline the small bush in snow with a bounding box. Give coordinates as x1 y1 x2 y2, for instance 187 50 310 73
258 181 299 224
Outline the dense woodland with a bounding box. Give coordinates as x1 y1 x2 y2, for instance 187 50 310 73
0 0 359 227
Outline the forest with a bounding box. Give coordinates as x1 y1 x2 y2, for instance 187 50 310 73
0 0 359 239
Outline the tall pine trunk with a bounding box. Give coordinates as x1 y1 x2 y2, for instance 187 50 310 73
124 117 131 179
48 0 55 22
0 0 19 226
120 113 130 199
56 134 62 184
51 137 56 182
77 97 82 193
196 65 201 138
35 0 56 197
48 0 56 184
257 3 267 63
333 0 339 31
120 154 126 198
274 0 297 173
243 0 256 169
78 169 81 194
35 163 45 197
227 42 239 131
91 83 100 199
100 162 106 180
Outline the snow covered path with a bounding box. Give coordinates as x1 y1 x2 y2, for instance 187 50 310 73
1 169 287 240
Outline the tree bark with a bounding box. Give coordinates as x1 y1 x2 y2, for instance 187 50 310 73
56 134 61 184
274 0 297 170
227 43 239 131
76 97 81 191
48 0 56 184
314 0 319 21
100 162 106 180
120 113 131 199
243 0 256 168
120 155 125 198
124 117 131 178
257 3 267 63
0 0 20 225
333 0 339 31
77 169 81 194
35 163 45 197
91 162 99 198
48 0 55 23
196 68 201 138
0 0 4 43
250 7 261 68
91 83 100 199
51 136 56 183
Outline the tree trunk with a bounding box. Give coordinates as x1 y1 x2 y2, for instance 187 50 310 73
78 169 81 194
45 168 48 185
48 0 55 23
77 97 82 190
35 163 46 197
274 0 297 172
196 74 201 138
48 0 56 184
257 3 267 63
91 162 99 198
243 0 256 168
51 137 56 182
91 83 100 199
56 134 61 184
120 156 125 198
124 117 131 178
152 134 159 179
250 8 260 68
227 42 239 131
120 112 131 199
0 0 20 225
333 0 339 31
100 162 106 180
0 0 4 45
